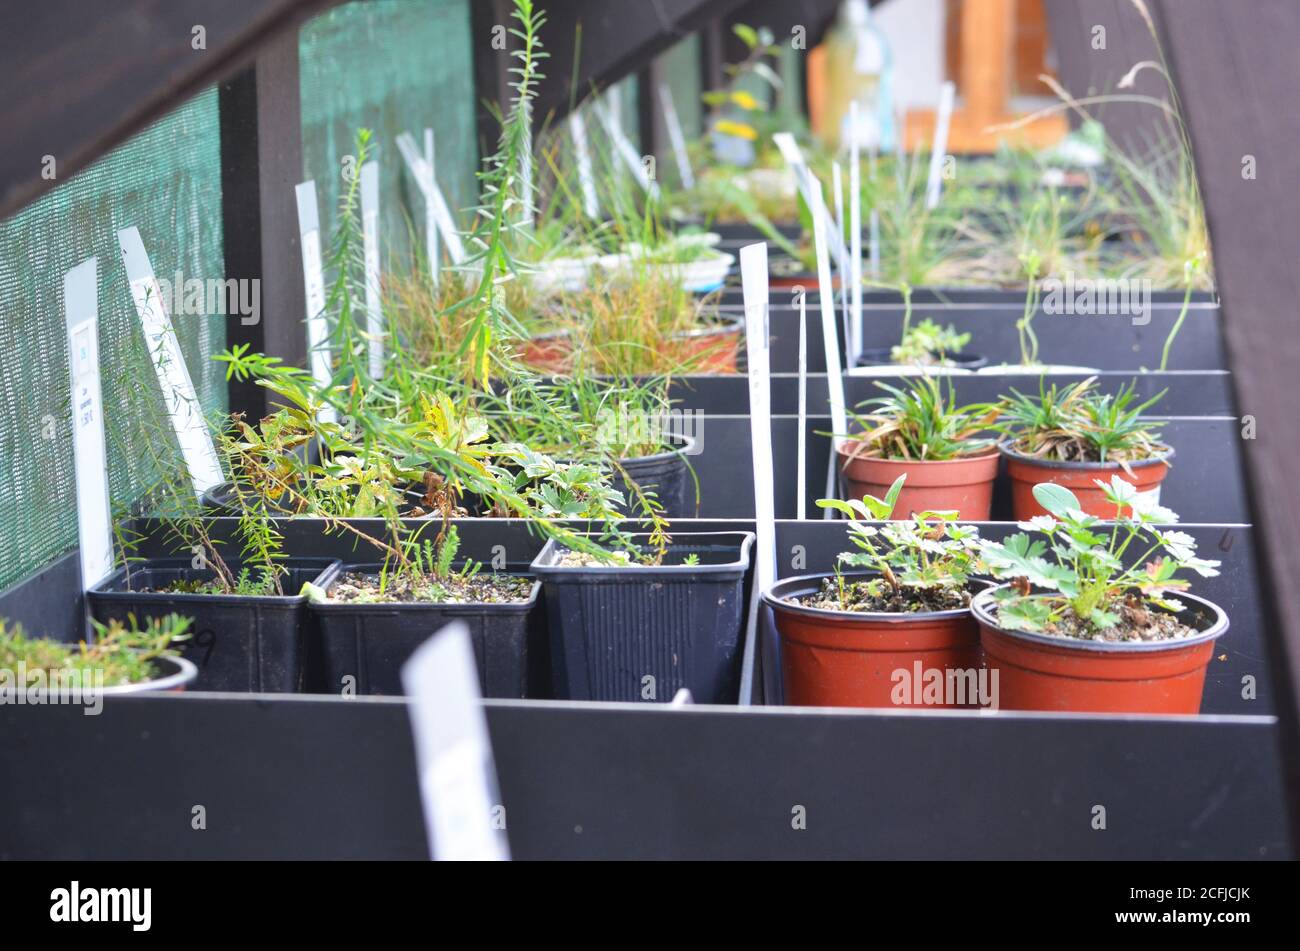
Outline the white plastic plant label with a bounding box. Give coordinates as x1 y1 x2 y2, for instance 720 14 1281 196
63 257 114 592
739 242 780 705
848 102 864 365
807 178 849 510
424 129 439 288
797 293 808 521
116 227 224 496
395 132 466 265
401 621 510 862
925 81 956 210
360 160 383 378
772 132 847 264
294 180 337 425
597 97 658 197
567 110 600 219
658 82 696 190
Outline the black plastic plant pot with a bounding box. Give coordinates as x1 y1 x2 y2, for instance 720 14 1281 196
306 564 544 699
613 433 697 519
88 558 340 693
856 346 988 371
530 531 755 704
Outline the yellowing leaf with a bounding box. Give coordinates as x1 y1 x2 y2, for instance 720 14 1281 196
729 90 760 111
714 119 758 141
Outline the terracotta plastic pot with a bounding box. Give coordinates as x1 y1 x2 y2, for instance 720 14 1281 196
671 318 743 373
837 443 1000 519
971 586 1228 714
521 329 573 374
764 573 990 708
1001 443 1173 520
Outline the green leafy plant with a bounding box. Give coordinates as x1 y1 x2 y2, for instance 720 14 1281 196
843 376 1001 462
890 317 971 366
0 614 191 687
809 475 983 613
999 377 1168 466
979 478 1219 639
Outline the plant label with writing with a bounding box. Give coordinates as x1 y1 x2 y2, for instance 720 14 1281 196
294 181 337 425
117 227 224 495
63 257 113 593
402 621 510 861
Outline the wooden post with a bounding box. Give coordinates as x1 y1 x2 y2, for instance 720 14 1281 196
1153 0 1300 856
218 31 306 421
962 0 1014 125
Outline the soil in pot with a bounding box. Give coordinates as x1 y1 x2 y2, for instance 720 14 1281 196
837 441 999 520
530 532 754 703
1001 443 1173 520
764 573 990 709
308 563 544 699
971 585 1228 714
520 329 573 375
88 558 340 693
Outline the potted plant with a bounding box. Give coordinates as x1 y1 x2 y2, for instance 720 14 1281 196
305 523 546 697
0 614 196 697
608 232 735 293
996 377 1172 519
856 317 986 372
837 376 1002 519
974 479 1226 713
763 476 992 708
564 273 742 375
530 525 755 704
91 392 343 694
480 373 701 519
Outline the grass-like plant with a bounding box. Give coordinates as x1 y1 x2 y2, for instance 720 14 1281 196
998 377 1168 465
843 376 1001 462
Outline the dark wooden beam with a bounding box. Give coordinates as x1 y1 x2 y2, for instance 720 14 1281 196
469 0 514 161
219 31 306 420
700 17 727 92
531 0 750 125
638 60 669 175
1043 0 1171 153
1152 0 1300 852
0 0 339 221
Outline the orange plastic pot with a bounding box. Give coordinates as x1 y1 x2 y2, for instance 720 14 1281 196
521 329 573 374
763 573 990 708
971 586 1228 714
837 443 999 519
671 318 742 373
769 274 842 290
1001 444 1173 520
